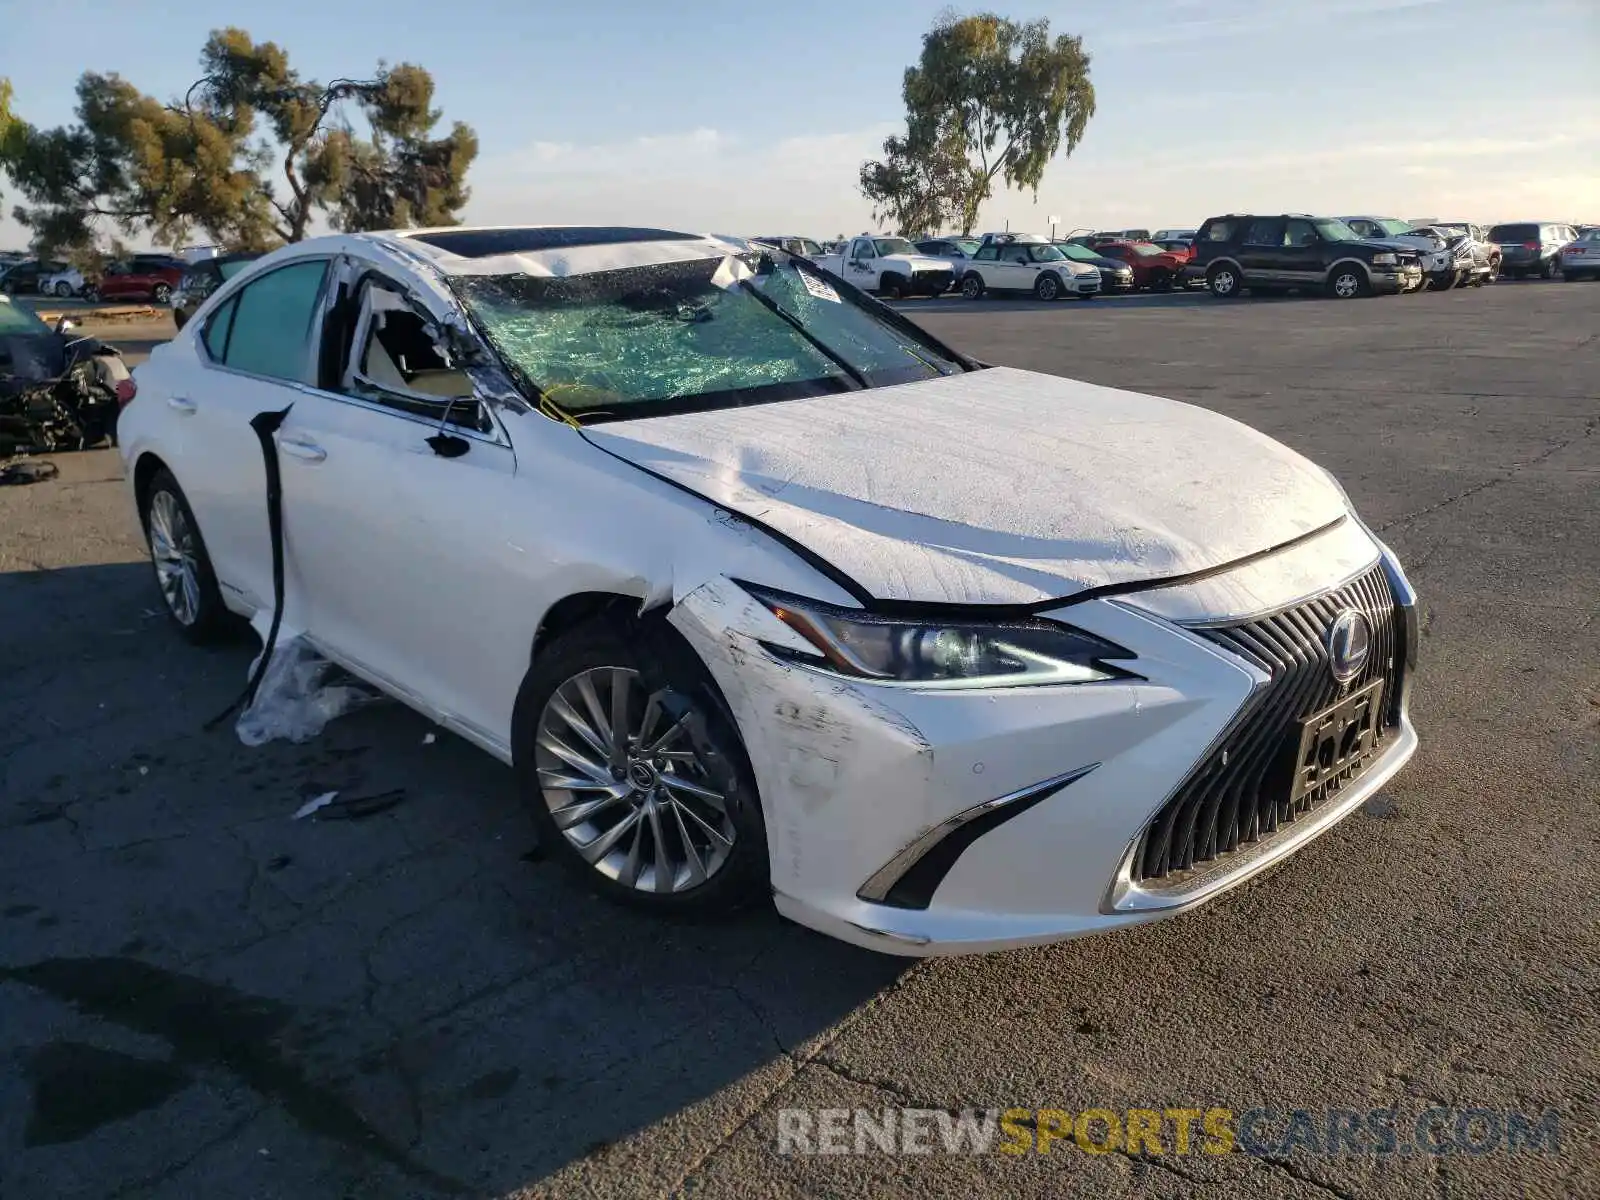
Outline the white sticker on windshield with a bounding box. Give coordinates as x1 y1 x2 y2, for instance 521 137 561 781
798 270 840 303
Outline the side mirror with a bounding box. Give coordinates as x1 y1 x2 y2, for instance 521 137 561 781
54 316 78 334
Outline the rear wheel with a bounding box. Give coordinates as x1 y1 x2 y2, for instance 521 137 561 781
140 468 230 643
152 281 173 304
1207 264 1241 298
1034 272 1061 301
53 280 73 297
960 273 985 300
512 618 768 913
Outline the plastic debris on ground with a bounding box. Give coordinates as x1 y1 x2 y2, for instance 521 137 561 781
235 635 378 747
0 459 60 486
291 788 407 822
292 791 339 820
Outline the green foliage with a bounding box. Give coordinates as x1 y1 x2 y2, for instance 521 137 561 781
861 11 1096 235
0 32 478 256
859 129 971 237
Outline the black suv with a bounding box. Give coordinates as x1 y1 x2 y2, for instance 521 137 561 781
170 252 265 330
1188 214 1423 299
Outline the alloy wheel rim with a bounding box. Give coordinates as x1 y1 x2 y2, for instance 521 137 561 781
535 666 736 894
1335 273 1358 297
148 491 200 625
1215 271 1234 294
1039 278 1058 300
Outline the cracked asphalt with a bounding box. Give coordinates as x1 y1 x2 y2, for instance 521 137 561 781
1 282 1595 1199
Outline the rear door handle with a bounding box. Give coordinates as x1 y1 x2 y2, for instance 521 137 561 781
167 396 197 415
278 437 327 463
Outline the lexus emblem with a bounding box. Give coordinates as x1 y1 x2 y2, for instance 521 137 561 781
1327 610 1371 684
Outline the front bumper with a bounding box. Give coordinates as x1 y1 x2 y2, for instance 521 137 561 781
1372 264 1422 294
910 269 955 296
1070 274 1101 295
670 541 1420 957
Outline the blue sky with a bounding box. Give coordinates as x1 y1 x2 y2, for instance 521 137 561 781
3 0 1596 249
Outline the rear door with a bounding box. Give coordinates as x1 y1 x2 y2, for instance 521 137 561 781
178 258 333 613
1238 218 1287 282
274 266 520 741
1278 218 1325 287
99 263 135 300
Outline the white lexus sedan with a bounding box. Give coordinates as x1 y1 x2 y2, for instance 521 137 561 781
119 225 1418 956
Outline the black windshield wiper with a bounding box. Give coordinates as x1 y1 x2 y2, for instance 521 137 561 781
736 280 869 389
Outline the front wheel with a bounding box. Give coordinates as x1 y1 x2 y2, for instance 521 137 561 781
83 286 100 302
54 281 73 297
1149 269 1174 293
512 618 769 913
1328 265 1367 299
1034 272 1061 301
141 468 230 643
1207 264 1241 298
960 273 985 300
152 282 173 304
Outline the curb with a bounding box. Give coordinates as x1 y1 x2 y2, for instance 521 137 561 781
35 305 161 324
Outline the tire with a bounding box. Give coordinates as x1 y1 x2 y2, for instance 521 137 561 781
152 282 173 304
1150 269 1173 293
1436 270 1458 292
960 273 985 300
1328 264 1367 299
1485 258 1500 282
140 467 230 643
1539 257 1556 280
511 616 769 914
1207 264 1241 298
1033 272 1062 301
83 286 100 302
172 307 189 331
1 279 15 295
53 281 72 297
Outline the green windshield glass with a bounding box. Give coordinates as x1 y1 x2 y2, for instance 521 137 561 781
452 256 961 420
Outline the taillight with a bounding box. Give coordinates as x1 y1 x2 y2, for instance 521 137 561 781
115 378 137 408
1523 241 1539 250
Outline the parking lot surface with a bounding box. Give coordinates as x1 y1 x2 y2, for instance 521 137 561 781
1 283 1594 1199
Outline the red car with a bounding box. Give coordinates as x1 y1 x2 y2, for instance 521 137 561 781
87 254 187 304
1091 240 1191 291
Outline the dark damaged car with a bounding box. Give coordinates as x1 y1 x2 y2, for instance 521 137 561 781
0 296 132 453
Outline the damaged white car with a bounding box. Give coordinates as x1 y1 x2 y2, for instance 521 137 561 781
120 225 1419 956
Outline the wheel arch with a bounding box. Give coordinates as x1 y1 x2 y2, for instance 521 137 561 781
1205 256 1244 276
530 590 643 664
131 451 172 525
1326 256 1374 283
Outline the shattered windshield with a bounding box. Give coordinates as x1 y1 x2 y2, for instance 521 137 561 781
451 253 964 422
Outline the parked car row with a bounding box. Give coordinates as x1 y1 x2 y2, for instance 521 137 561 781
0 253 191 303
1185 213 1596 300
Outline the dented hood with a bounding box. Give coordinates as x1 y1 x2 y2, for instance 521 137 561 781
585 366 1349 606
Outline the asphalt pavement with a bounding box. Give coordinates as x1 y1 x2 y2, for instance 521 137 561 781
0 282 1595 1199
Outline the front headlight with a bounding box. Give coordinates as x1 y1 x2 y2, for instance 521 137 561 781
1372 253 1398 265
744 586 1137 689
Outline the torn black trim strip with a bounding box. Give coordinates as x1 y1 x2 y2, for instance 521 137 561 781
203 405 293 731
